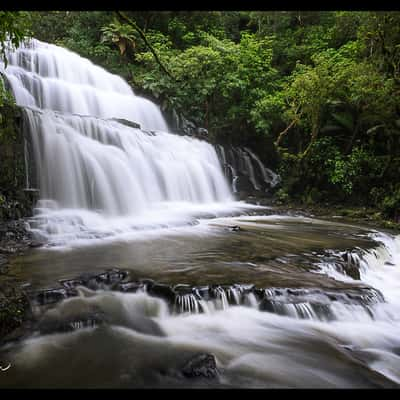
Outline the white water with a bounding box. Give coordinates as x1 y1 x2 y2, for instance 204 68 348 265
3 232 400 387
2 39 168 130
1 38 241 245
215 145 280 193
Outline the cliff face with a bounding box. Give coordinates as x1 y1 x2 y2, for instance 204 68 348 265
0 103 37 222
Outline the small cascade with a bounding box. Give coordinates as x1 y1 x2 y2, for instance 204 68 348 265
174 294 201 314
215 144 280 196
26 270 383 324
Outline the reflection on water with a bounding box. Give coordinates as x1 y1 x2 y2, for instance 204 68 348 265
9 214 374 289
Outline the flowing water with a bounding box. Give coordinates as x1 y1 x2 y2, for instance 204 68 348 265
1 39 400 388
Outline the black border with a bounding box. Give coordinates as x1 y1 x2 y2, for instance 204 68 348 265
2 0 400 11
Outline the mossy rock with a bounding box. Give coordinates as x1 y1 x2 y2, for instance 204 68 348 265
0 279 31 342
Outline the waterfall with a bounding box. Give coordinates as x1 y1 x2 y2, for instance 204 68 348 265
215 145 280 194
1 39 235 245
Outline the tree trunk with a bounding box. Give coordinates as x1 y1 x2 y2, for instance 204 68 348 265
115 11 176 81
345 118 360 155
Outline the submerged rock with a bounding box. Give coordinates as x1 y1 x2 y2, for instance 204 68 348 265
37 311 106 335
181 353 218 379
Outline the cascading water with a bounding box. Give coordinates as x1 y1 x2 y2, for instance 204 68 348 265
1 39 241 246
215 145 280 195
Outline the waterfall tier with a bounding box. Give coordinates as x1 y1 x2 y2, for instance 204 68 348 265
1 38 240 246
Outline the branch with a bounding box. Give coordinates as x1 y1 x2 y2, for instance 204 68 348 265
115 11 176 81
274 107 301 148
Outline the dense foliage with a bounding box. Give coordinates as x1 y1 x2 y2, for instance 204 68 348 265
0 11 31 109
1 11 400 220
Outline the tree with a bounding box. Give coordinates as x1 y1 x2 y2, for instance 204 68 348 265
0 11 31 67
101 19 138 56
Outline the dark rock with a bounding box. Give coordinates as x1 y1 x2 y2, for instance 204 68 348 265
5 231 15 239
59 278 85 290
234 174 255 193
30 287 68 306
341 252 361 280
196 127 208 137
253 288 266 300
0 255 7 267
193 286 210 301
229 225 241 232
78 273 103 290
385 261 395 266
118 281 144 293
181 353 218 379
139 278 155 291
259 298 276 313
173 284 193 295
0 279 32 342
148 283 175 304
111 118 141 130
95 269 128 287
28 240 44 248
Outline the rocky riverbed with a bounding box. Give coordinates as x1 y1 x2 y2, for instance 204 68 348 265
1 211 400 388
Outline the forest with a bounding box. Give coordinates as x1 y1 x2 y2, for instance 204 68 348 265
1 10 400 220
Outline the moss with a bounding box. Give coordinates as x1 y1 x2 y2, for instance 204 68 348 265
0 278 30 342
0 103 34 221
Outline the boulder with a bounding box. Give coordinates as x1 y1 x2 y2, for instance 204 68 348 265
181 353 219 379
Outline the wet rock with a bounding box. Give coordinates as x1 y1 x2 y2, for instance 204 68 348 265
259 298 276 313
0 255 7 267
0 279 32 342
118 281 144 293
26 269 387 327
181 353 218 379
111 118 141 130
76 272 96 287
384 261 395 266
147 283 175 304
196 127 208 138
59 269 128 292
229 225 241 232
253 287 267 300
29 287 68 306
234 174 255 194
28 240 44 248
139 278 155 291
173 284 193 295
341 252 361 280
194 285 211 301
95 269 128 288
59 278 86 290
0 219 35 257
